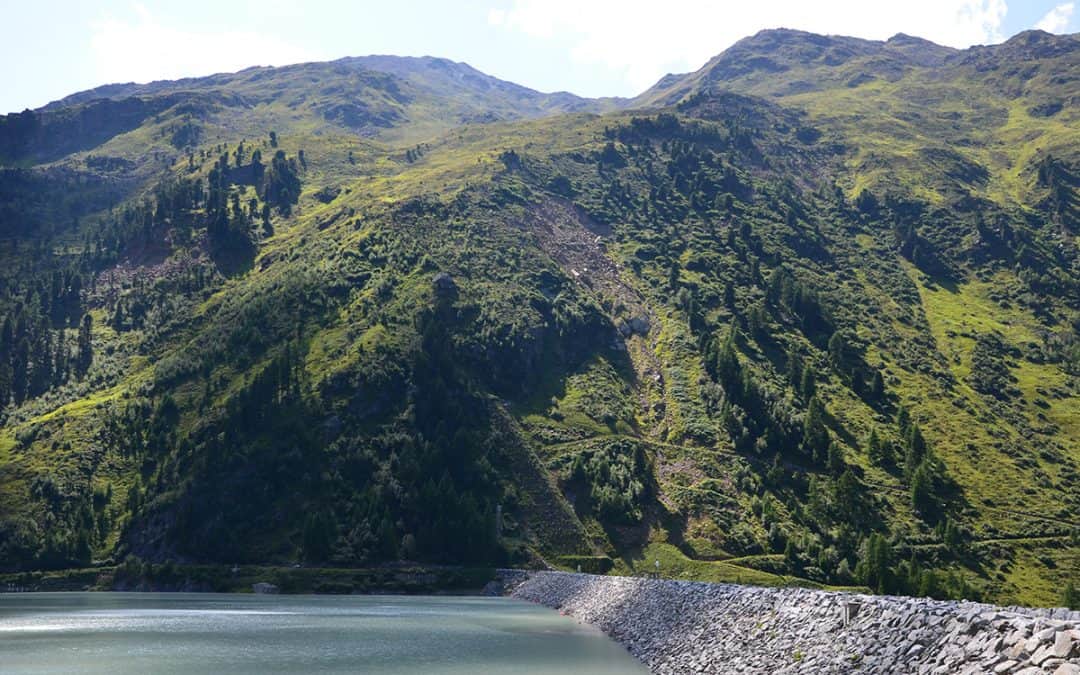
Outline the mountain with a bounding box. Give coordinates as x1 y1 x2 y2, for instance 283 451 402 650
0 30 1077 607
634 29 956 105
45 54 612 118
637 29 1080 207
2 55 616 170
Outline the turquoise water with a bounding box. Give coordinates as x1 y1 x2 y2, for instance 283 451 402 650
0 593 647 674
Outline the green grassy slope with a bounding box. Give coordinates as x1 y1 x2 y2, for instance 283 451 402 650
636 29 1080 205
0 30 1077 607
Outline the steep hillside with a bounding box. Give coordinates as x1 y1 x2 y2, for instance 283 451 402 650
637 29 1080 205
0 32 1077 608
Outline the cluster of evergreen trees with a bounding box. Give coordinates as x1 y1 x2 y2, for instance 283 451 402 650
1036 155 1078 229
204 145 299 252
0 271 92 410
895 407 949 520
568 440 650 525
291 309 504 566
85 139 302 264
855 532 977 600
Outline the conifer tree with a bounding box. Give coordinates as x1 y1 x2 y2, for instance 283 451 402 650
0 358 10 408
857 533 891 594
76 314 93 378
827 441 845 475
904 423 927 478
803 396 829 461
12 338 28 403
867 428 883 465
786 347 802 388
870 369 885 400
714 328 740 389
1064 581 1078 610
910 460 935 518
828 331 847 368
800 368 816 400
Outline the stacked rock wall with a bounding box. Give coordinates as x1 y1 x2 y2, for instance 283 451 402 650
509 571 1080 674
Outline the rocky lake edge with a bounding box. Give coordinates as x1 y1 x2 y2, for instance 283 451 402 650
506 570 1080 674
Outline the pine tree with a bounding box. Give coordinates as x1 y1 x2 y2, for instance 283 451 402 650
0 315 13 357
907 423 926 460
76 314 93 378
910 460 935 518
11 338 28 403
942 517 962 552
897 407 911 436
828 331 847 368
803 396 830 461
870 369 885 400
0 358 10 408
834 468 860 519
261 203 273 237
747 302 768 338
784 538 801 573
714 328 741 389
918 567 939 599
29 328 52 396
766 455 786 484
827 441 845 475
668 264 680 290
111 302 124 332
786 347 803 388
906 550 921 592
904 423 927 478
867 428 883 465
766 266 786 305
1064 581 1078 610
857 533 891 594
53 330 68 385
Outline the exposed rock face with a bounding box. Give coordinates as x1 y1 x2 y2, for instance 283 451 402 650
509 571 1080 674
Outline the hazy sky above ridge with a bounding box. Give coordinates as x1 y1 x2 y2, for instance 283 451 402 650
2 0 1077 113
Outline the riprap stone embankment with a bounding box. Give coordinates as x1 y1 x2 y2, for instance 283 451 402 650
508 571 1080 674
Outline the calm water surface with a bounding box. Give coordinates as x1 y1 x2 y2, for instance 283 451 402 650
0 592 647 674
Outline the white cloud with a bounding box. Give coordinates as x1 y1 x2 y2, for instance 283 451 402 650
89 3 321 85
489 0 1009 91
1034 2 1075 32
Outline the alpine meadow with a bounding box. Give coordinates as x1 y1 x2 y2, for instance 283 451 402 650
0 27 1078 610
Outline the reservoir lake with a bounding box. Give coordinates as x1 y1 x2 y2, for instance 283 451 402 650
0 592 647 674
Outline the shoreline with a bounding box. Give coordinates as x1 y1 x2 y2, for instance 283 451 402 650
510 571 1080 674
1 563 498 595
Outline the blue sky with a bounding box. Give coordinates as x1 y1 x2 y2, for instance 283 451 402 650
2 0 1077 113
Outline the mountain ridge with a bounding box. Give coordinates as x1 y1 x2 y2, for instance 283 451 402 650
43 54 606 110
20 27 1080 116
